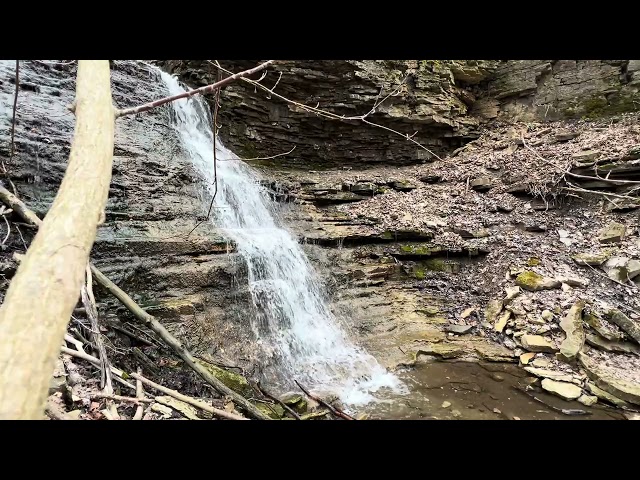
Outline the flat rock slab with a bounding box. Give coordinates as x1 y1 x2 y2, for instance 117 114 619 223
521 334 558 353
559 300 585 361
444 324 474 334
607 309 640 344
598 222 626 243
524 367 582 385
541 378 583 400
515 271 561 291
585 333 640 355
579 352 640 406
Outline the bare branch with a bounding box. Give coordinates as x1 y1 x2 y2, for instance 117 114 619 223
116 60 275 118
208 61 442 161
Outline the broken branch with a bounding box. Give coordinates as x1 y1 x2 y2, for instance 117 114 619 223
294 380 355 420
129 372 247 421
116 60 274 118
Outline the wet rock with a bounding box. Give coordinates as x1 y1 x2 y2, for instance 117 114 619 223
598 222 626 244
524 367 581 385
445 324 474 335
280 393 308 413
495 310 512 333
415 344 466 360
520 352 536 365
606 309 640 344
196 360 253 397
541 378 582 400
579 353 640 405
255 402 286 419
521 334 558 353
515 271 561 291
572 252 610 266
559 300 586 361
585 333 640 355
586 382 630 408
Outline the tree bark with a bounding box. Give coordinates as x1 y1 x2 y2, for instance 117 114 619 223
0 60 115 420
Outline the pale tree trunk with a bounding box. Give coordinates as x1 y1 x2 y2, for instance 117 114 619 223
0 61 115 419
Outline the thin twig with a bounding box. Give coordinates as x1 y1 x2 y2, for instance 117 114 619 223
242 146 297 162
133 367 144 420
60 346 136 390
116 60 274 118
92 393 152 404
256 381 301 420
294 380 355 420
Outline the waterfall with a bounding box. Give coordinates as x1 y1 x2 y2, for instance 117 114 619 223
159 71 405 406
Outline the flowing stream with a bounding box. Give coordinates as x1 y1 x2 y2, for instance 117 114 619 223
159 71 405 406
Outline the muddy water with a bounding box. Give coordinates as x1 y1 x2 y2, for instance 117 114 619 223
363 360 625 420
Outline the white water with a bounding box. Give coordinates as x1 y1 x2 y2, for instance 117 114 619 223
159 71 405 405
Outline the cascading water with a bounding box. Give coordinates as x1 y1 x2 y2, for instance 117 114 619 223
159 71 405 405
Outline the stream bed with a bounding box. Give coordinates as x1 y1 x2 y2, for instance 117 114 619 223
363 360 626 420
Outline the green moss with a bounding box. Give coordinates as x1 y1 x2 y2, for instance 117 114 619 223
380 231 395 240
424 258 448 272
527 257 541 267
399 244 437 255
196 360 253 398
255 402 285 419
413 267 426 280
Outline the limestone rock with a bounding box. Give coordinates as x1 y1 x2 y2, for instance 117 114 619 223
521 334 558 353
520 352 536 364
442 401 452 408
461 307 476 319
585 333 640 355
584 312 625 342
577 394 598 406
388 180 418 192
504 286 521 303
155 396 201 420
572 252 610 266
515 271 561 291
196 360 254 397
541 310 554 322
554 131 580 142
445 324 474 335
524 367 582 385
586 382 631 408
579 353 640 405
541 378 582 400
598 222 626 243
572 150 601 162
606 309 640 344
559 300 586 361
485 299 503 324
556 276 589 288
495 310 511 333
470 177 494 192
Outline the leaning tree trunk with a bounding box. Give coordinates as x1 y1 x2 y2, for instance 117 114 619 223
0 61 115 420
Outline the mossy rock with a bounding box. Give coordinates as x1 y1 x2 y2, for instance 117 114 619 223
515 270 561 291
255 402 286 419
527 257 541 267
195 360 253 398
280 393 308 414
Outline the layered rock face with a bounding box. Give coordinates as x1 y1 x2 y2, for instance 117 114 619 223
0 60 254 370
162 60 640 169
